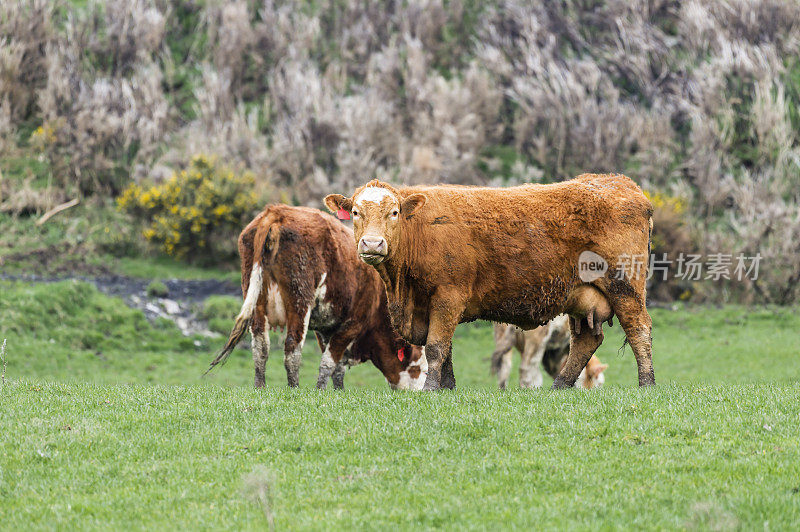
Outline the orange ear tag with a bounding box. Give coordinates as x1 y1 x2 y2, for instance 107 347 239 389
397 349 405 362
337 208 350 220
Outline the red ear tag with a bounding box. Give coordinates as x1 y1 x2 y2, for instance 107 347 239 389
337 208 350 220
397 349 404 362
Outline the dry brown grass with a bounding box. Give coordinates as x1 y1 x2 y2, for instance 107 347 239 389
2 0 799 301
1 338 6 385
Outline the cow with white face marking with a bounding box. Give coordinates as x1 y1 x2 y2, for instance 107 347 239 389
207 205 427 390
325 175 654 391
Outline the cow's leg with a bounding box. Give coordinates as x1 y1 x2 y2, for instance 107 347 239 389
552 318 603 389
331 358 349 390
251 295 270 389
519 342 546 389
496 349 513 390
612 300 654 387
597 279 655 387
283 307 310 388
492 324 516 390
317 332 355 390
422 290 463 391
423 341 452 391
315 333 336 389
440 353 456 390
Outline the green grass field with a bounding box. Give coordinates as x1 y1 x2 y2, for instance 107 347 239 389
1 280 800 529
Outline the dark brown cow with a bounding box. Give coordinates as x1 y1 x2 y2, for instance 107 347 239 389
325 174 654 391
207 205 427 390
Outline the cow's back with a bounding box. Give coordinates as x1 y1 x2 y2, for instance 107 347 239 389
249 205 385 334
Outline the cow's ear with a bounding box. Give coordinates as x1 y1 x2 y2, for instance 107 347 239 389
324 194 352 213
591 363 609 377
401 193 427 216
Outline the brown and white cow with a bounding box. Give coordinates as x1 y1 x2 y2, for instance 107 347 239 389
491 318 608 390
325 174 654 390
206 205 427 390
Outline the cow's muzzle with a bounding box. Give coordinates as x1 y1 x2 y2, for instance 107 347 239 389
358 236 387 265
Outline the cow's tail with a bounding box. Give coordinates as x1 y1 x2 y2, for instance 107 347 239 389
490 324 516 375
205 215 279 373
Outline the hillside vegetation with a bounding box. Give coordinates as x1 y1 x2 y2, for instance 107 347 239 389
2 1 800 302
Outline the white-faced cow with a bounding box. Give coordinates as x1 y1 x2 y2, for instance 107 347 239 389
325 174 654 390
491 317 608 390
207 205 427 390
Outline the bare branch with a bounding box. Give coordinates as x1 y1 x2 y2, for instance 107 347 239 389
35 198 80 226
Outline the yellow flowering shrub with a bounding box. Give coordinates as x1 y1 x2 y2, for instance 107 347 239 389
30 121 59 148
643 190 686 215
118 155 264 261
643 190 691 255
644 189 698 301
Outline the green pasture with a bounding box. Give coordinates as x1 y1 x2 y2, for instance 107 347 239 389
1 280 799 529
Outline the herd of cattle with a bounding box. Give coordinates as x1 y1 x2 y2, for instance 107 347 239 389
208 173 653 391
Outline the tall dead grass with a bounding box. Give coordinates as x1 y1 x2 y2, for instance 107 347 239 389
2 0 799 302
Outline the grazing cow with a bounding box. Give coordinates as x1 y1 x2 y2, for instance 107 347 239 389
207 205 427 390
491 318 608 390
324 173 654 390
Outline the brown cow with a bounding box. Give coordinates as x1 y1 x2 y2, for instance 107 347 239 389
207 205 427 390
491 318 608 390
324 173 654 390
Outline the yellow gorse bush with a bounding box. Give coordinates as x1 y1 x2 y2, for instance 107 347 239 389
643 190 686 215
645 188 694 255
118 155 262 260
30 121 58 148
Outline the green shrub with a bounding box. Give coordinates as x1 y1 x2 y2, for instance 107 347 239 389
199 295 242 336
118 155 265 263
146 280 169 298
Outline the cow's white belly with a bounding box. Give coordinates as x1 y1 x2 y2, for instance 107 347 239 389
266 274 337 331
266 281 287 328
309 273 337 330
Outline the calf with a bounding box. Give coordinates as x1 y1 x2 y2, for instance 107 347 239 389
207 205 427 390
325 173 654 390
491 318 608 390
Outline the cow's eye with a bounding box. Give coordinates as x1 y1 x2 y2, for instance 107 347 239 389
352 210 359 218
391 209 399 217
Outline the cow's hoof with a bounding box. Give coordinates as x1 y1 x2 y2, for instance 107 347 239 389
422 377 441 391
551 377 573 390
638 370 656 387
440 376 456 390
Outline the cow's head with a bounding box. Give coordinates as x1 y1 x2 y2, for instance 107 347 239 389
325 180 426 266
389 345 428 390
575 357 609 390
